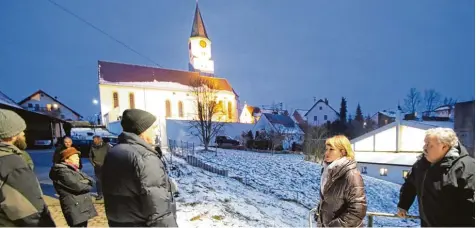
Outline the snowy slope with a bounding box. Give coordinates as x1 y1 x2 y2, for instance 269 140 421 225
188 148 420 227
171 158 310 227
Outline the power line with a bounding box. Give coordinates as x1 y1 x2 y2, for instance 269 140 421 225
46 0 163 68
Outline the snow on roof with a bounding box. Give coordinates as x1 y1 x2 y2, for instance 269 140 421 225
274 123 304 134
356 151 421 166
98 60 235 93
407 120 454 129
0 91 23 109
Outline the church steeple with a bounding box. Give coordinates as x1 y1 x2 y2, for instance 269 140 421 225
191 3 209 39
188 2 214 76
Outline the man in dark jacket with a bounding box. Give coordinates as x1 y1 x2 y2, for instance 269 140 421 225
0 109 56 227
89 135 110 200
102 109 178 227
397 127 475 227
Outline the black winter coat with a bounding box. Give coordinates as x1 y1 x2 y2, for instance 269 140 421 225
49 163 97 226
101 132 178 227
398 144 475 227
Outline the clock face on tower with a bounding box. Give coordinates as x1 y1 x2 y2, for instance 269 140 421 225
199 40 207 48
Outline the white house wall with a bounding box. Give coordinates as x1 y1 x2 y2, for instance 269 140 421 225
374 127 396 151
357 163 411 185
400 125 426 152
354 135 374 151
306 102 339 126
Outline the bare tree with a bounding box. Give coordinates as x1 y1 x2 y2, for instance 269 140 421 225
404 88 422 113
423 89 442 112
303 125 328 162
442 97 457 106
188 77 226 151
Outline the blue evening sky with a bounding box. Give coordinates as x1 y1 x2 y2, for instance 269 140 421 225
0 0 474 119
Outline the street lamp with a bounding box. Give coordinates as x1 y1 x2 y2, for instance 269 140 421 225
92 99 99 105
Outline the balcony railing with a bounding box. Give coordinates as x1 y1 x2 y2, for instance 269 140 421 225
308 208 419 227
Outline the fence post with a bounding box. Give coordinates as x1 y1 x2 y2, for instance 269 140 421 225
368 215 373 227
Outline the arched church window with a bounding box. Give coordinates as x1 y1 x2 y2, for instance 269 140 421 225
113 92 119 108
178 101 184 118
227 101 233 120
217 101 224 114
165 100 171 118
129 93 135 109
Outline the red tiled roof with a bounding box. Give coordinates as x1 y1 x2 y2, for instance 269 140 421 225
98 61 235 93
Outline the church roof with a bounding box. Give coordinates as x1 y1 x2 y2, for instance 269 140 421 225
98 61 234 93
190 3 208 38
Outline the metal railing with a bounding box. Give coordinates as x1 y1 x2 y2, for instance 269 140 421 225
308 208 419 227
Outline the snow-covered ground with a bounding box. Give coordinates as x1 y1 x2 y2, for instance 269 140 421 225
181 148 420 227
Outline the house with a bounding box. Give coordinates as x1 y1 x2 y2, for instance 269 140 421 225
239 103 260 124
304 99 339 126
252 113 304 150
291 109 308 125
18 90 83 121
454 100 475 157
350 111 455 184
99 3 238 147
0 90 66 148
422 104 454 119
370 110 397 128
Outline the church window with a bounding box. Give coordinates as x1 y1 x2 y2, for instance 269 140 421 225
165 100 171 118
227 101 233 120
217 101 224 114
113 92 119 108
129 93 135 109
178 101 184 118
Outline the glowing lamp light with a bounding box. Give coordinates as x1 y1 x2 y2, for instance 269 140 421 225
92 99 99 105
52 104 58 109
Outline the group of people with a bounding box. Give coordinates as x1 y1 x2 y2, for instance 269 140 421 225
315 128 475 227
0 107 474 227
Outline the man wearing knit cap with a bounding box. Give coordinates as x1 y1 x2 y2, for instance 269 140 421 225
102 109 178 227
0 109 56 226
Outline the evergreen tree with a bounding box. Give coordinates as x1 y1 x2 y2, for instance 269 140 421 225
339 97 347 123
355 104 364 123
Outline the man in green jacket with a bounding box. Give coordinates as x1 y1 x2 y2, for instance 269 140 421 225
0 109 55 226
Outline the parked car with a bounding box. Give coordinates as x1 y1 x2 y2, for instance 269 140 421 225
215 136 240 146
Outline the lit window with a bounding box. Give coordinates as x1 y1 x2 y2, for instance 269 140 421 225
129 93 135 109
227 101 233 120
46 104 52 111
379 168 388 176
113 92 119 108
403 170 410 179
178 101 184 118
165 100 171 118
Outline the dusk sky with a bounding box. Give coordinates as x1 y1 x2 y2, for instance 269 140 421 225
0 0 474 119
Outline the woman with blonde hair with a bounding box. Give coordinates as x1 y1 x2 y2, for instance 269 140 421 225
316 135 367 227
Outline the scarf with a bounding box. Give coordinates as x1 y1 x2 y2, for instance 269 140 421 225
320 157 348 195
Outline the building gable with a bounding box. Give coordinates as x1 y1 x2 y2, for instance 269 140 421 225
18 90 82 120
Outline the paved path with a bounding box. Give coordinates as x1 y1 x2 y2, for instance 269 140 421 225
44 196 108 227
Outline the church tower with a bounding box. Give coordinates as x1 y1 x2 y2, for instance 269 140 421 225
188 2 214 76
